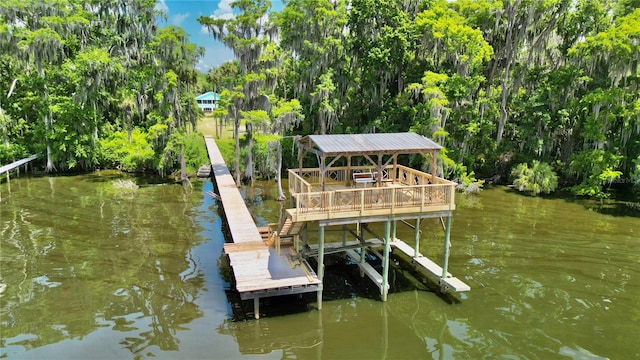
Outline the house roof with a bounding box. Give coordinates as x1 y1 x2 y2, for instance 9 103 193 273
196 92 221 101
299 132 442 157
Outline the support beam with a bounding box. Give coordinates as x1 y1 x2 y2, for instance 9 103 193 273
254 298 260 319
346 156 352 186
442 216 452 278
342 224 347 246
358 222 366 276
317 225 325 309
381 218 391 301
414 218 421 258
392 220 397 243
320 155 326 191
430 150 437 178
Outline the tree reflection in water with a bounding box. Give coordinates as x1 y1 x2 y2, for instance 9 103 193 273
1 174 205 356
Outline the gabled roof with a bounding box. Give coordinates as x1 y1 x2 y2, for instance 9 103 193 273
299 132 442 157
196 91 221 101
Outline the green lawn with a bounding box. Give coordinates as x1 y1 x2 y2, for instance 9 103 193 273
198 115 245 139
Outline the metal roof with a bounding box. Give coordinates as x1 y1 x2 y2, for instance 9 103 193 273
303 132 442 156
196 91 221 101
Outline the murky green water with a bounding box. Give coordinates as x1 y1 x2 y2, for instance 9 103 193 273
1 173 638 359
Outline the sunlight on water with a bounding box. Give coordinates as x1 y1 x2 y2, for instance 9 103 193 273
1 174 638 359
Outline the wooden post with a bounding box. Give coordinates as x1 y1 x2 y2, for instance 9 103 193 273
442 216 452 279
346 156 352 186
377 152 383 187
254 298 260 319
342 224 347 246
359 222 365 277
317 225 325 310
392 219 397 243
414 218 421 258
381 218 391 301
393 154 398 183
320 155 326 192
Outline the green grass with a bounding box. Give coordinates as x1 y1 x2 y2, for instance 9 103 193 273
198 115 238 139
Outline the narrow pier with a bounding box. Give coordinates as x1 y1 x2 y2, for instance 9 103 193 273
204 136 321 319
0 154 37 201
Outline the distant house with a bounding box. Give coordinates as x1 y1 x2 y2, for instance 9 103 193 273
196 91 220 113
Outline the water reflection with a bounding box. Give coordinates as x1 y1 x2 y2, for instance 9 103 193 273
218 298 433 360
1 175 638 359
1 173 206 357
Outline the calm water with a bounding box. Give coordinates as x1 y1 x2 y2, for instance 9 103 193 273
1 172 638 359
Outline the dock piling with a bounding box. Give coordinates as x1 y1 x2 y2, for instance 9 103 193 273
317 226 325 309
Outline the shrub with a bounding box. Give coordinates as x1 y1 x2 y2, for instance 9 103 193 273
511 160 558 195
569 149 622 199
631 156 640 192
0 143 29 164
100 129 156 171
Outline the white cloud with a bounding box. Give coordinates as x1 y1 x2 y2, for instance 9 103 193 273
172 12 190 26
197 46 234 70
195 58 208 72
155 0 169 15
212 0 235 19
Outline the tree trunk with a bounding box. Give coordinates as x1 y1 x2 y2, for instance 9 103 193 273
41 66 56 173
180 145 187 181
244 123 254 187
276 140 286 201
234 113 241 187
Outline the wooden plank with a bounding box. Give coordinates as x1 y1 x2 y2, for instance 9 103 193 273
441 277 471 292
390 239 420 258
204 136 263 244
345 249 383 287
391 239 470 292
223 242 268 253
391 239 448 277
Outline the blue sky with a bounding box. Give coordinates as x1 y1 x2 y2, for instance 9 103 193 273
155 0 284 73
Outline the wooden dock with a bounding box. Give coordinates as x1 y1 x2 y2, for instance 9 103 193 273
0 154 37 174
1 154 37 201
203 136 321 319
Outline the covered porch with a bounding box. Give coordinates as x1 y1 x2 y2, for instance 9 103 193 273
288 132 456 222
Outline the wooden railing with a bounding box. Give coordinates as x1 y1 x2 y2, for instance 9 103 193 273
394 164 451 185
291 184 455 218
288 166 457 220
289 166 393 188
288 169 312 195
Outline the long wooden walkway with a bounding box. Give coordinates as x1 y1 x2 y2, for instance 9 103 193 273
204 136 321 319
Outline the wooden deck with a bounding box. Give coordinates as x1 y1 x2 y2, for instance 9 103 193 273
204 136 321 311
287 165 456 223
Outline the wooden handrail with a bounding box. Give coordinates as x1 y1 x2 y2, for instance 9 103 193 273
291 183 455 215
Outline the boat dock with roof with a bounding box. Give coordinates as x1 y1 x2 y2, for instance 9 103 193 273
205 132 469 319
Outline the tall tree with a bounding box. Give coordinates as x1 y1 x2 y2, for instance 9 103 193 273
276 0 348 134
199 0 277 184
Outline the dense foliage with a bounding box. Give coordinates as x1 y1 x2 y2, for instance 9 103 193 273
0 0 205 175
202 0 639 198
2 0 638 199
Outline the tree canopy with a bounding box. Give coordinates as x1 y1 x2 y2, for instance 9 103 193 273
2 0 638 199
